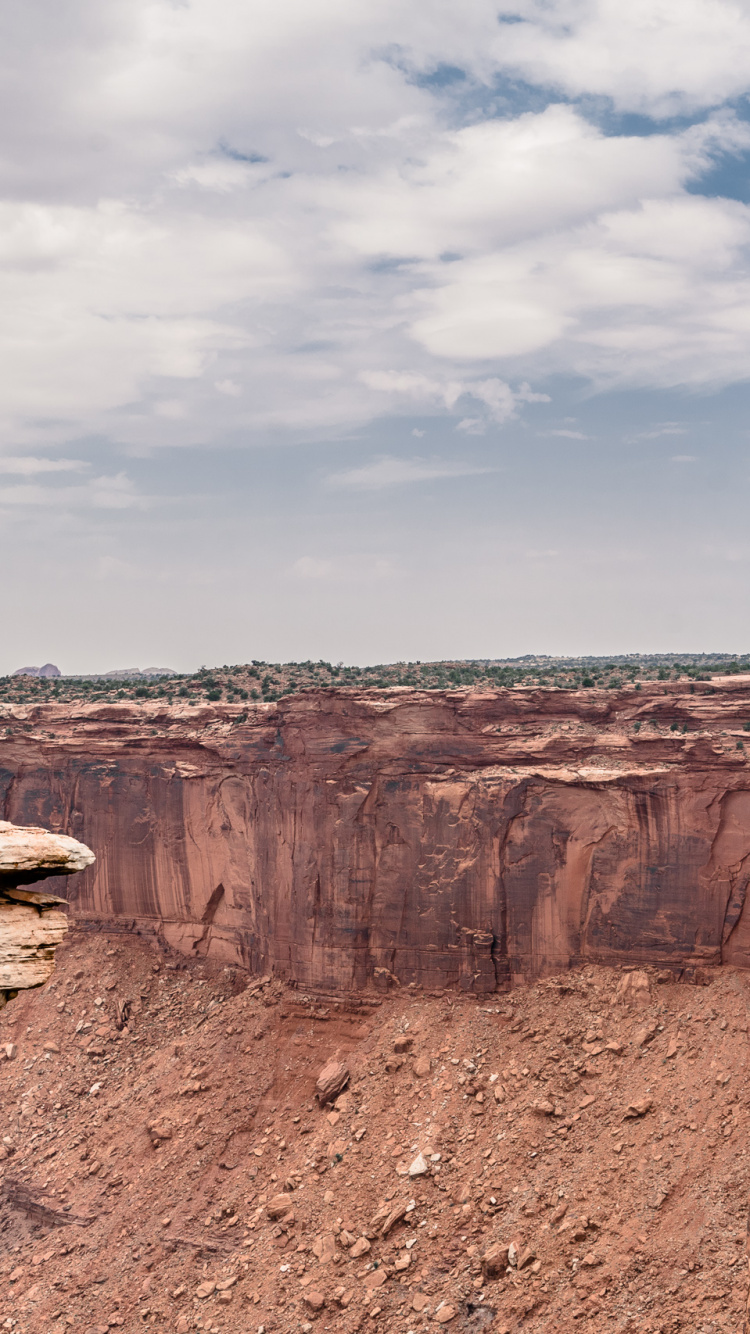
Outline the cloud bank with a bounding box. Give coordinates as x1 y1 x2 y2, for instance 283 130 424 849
2 0 750 464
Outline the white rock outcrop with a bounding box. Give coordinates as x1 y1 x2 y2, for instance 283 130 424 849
0 822 94 997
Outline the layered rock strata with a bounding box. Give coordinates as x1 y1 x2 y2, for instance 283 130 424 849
1 681 750 991
0 822 94 997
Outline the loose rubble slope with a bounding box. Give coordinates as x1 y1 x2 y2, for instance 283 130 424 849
0 928 748 1334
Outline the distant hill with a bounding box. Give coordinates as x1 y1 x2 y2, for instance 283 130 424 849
13 663 61 678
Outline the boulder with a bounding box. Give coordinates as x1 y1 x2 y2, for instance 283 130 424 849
315 1057 350 1105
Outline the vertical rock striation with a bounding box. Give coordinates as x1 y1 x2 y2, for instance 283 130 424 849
2 682 750 990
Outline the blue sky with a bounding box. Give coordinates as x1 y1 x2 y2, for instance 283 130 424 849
3 0 750 671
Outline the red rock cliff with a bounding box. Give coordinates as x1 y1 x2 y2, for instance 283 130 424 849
2 681 750 991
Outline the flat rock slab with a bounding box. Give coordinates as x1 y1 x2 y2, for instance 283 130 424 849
0 821 94 890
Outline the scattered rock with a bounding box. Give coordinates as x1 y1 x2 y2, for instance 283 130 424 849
266 1193 293 1219
481 1242 510 1278
624 1097 653 1118
408 1151 429 1176
312 1234 337 1264
616 970 651 1007
303 1289 326 1312
434 1303 458 1323
315 1057 350 1105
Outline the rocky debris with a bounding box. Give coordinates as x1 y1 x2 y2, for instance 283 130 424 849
0 935 747 1334
315 1055 349 1104
616 970 652 1007
408 1151 430 1176
0 823 94 996
624 1096 654 1118
372 1199 410 1236
481 1241 510 1277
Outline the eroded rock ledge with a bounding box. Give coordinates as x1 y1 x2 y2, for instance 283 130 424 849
0 823 94 999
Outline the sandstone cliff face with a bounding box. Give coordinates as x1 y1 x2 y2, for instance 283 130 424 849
1 682 750 991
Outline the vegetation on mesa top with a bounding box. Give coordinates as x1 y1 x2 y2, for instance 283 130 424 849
0 655 749 708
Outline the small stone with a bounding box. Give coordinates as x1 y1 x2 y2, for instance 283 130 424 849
413 1057 431 1078
624 1097 653 1118
533 1099 554 1116
434 1304 457 1323
217 1291 233 1305
363 1268 387 1289
666 1037 679 1059
304 1290 326 1312
394 1036 413 1053
215 1277 237 1291
408 1152 429 1177
372 1200 408 1235
312 1234 337 1264
394 1254 410 1272
266 1193 293 1219
349 1237 371 1259
481 1242 509 1278
634 1023 658 1048
517 1247 536 1270
412 1293 429 1312
196 1281 216 1299
43 1041 59 1053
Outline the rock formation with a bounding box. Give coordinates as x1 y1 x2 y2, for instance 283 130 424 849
1 680 750 991
12 663 60 677
0 822 94 999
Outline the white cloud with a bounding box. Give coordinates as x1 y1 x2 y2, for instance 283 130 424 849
491 1 750 117
289 553 395 580
0 456 87 474
0 2 750 459
0 471 148 510
327 455 498 489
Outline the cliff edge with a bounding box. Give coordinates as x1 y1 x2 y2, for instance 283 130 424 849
0 681 749 991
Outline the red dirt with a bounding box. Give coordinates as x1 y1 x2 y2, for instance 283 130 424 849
0 926 748 1334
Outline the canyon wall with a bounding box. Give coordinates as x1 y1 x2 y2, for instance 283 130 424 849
1 682 750 991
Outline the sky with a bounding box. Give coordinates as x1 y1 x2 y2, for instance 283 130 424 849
4 0 750 673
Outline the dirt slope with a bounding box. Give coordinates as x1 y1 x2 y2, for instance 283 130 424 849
0 927 748 1334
